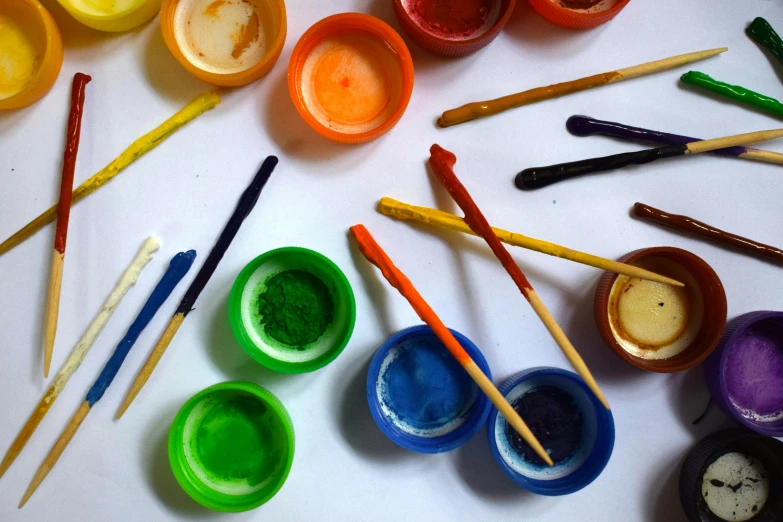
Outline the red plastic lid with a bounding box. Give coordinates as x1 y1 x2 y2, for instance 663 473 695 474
393 0 516 57
527 0 630 30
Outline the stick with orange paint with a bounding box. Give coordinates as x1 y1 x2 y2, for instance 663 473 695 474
43 73 91 378
350 224 553 466
428 144 609 410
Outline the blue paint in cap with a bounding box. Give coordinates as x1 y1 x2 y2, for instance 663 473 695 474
366 325 492 453
487 367 615 496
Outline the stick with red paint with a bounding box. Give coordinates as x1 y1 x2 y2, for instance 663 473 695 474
428 144 610 410
43 73 91 378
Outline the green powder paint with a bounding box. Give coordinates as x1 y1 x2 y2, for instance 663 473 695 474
193 394 285 487
747 17 783 68
681 71 783 117
257 270 334 350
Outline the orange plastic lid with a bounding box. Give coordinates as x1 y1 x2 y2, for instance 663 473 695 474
160 0 286 87
0 0 63 110
288 13 414 144
594 247 727 373
527 0 630 30
393 0 516 57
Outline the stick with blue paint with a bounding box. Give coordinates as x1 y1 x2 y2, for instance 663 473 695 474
566 115 783 165
116 156 279 419
18 250 196 508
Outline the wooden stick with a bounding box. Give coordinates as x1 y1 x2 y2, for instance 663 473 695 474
0 92 220 258
633 203 783 264
19 402 90 508
378 197 684 287
566 115 783 165
0 237 159 479
17 251 194 507
43 73 91 378
429 145 610 410
517 127 783 189
115 157 279 419
350 224 553 466
438 48 727 127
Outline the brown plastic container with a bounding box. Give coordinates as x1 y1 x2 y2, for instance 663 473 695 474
594 247 727 372
392 0 516 57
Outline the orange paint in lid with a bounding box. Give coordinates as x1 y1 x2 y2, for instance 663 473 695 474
160 0 286 87
288 13 414 144
527 0 630 30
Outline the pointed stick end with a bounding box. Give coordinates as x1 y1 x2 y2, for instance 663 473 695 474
115 402 128 421
18 489 33 509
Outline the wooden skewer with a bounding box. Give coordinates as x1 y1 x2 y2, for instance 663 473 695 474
517 127 783 189
0 92 220 259
43 73 91 378
350 224 553 466
566 115 783 165
378 197 684 287
438 47 727 127
0 237 159 480
115 157 279 420
429 145 610 410
18 251 195 508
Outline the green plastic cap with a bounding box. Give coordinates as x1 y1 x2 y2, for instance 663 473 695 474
168 381 295 512
228 247 356 373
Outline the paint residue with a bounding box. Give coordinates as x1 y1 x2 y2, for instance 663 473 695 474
204 0 225 17
607 257 704 360
701 452 769 522
724 318 783 422
556 0 617 13
377 334 478 436
404 0 501 40
256 270 334 350
681 71 783 117
231 10 260 59
507 386 583 466
191 393 286 489
0 15 40 100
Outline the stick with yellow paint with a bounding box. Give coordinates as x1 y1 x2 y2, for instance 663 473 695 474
0 92 220 258
378 198 684 287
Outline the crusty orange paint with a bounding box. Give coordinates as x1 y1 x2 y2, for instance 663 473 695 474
231 11 260 59
204 0 225 17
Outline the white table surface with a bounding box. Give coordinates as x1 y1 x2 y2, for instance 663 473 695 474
2 0 783 520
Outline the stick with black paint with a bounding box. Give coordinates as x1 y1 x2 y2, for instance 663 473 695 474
566 115 783 165
115 156 278 419
18 250 196 508
515 128 783 189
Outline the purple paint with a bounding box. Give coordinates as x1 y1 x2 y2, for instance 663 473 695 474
704 311 783 436
566 115 751 157
724 319 783 419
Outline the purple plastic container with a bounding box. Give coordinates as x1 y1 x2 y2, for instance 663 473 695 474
704 311 783 436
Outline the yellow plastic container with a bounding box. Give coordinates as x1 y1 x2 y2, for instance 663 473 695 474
0 0 63 110
57 0 162 32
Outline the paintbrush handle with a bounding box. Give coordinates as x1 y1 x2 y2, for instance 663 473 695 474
515 145 686 189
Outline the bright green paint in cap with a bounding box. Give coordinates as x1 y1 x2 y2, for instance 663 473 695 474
229 247 356 374
169 382 295 512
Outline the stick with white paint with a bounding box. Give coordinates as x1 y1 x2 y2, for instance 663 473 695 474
0 237 160 479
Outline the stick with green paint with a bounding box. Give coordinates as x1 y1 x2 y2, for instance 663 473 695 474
747 17 783 69
681 71 783 118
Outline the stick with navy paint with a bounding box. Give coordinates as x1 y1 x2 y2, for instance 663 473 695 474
43 73 91 378
116 156 279 419
566 115 783 165
18 250 196 508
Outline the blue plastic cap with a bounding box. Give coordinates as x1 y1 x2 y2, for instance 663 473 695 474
486 366 615 496
366 325 492 454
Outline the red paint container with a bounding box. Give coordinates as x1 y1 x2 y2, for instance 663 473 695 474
393 0 516 57
527 0 630 30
